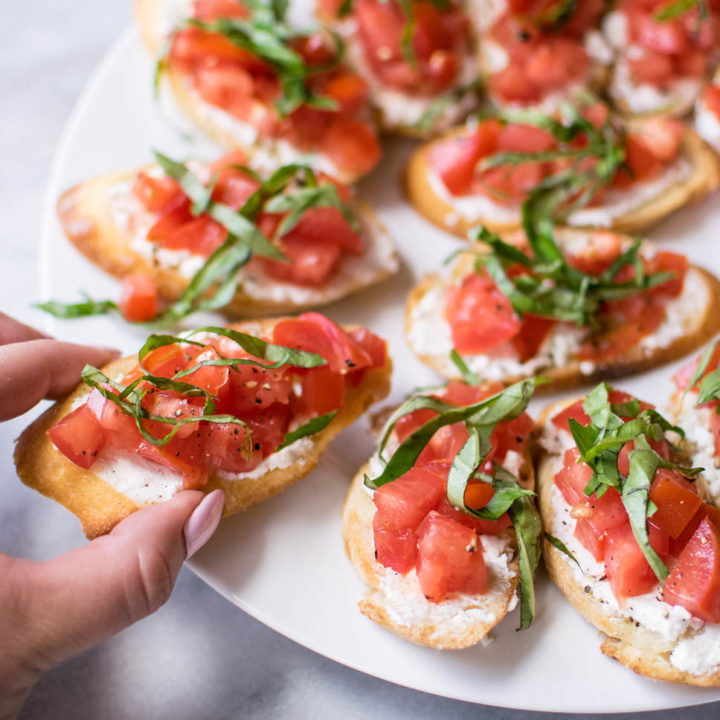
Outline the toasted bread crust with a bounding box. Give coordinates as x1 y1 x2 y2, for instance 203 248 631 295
405 127 720 238
56 170 397 318
341 462 521 649
405 231 720 391
15 319 392 540
537 400 720 686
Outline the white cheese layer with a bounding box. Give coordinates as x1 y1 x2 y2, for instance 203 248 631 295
427 156 691 229
106 178 398 305
90 437 315 506
377 533 517 647
546 459 720 677
675 398 720 501
695 98 720 153
407 267 706 381
336 18 478 131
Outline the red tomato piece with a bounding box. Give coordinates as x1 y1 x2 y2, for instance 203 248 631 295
272 313 373 373
496 123 557 153
418 423 470 464
347 328 387 369
645 251 688 299
212 169 260 210
322 73 370 116
582 486 627 534
416 512 488 601
429 121 501 195
132 172 182 213
511 314 556 362
627 51 676 85
282 206 363 255
373 521 420 575
323 120 382 178
47 404 106 470
262 236 342 286
445 272 522 354
551 400 590 433
567 231 623 276
492 411 535 460
192 0 248 21
160 215 227 256
119 274 158 322
704 84 720 120
673 348 720 392
648 470 703 539
294 366 345 415
554 448 592 507
574 518 607 562
663 518 720 623
146 195 193 242
228 363 292 414
140 344 195 379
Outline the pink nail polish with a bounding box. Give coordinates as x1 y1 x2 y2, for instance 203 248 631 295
184 489 225 558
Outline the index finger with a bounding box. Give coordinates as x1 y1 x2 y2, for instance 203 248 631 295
0 313 51 346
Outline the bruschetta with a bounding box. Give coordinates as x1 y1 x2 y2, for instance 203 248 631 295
56 151 398 319
602 0 720 118
406 227 720 389
315 0 480 136
342 378 542 648
469 0 612 111
136 0 382 183
538 383 720 685
406 105 720 237
668 340 720 506
15 313 392 539
695 70 720 152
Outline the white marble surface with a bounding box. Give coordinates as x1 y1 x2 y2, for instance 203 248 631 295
2 2 720 718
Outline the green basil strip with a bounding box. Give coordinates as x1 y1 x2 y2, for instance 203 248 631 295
446 428 482 508
277 410 338 450
684 339 719 399
511 494 543 630
623 439 669 584
544 532 580 568
35 298 118 319
449 349 480 385
654 0 698 20
367 379 538 489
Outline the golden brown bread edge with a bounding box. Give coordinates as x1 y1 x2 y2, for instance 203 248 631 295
536 400 720 686
404 234 720 392
341 436 534 649
15 318 392 540
405 126 720 238
56 170 397 318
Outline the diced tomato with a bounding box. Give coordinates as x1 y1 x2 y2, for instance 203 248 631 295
477 162 546 204
567 231 623 276
704 84 720 120
429 121 501 195
511 314 556 362
159 215 227 256
645 251 687 299
194 63 262 122
617 436 671 477
445 272 521 354
293 366 345 415
119 274 158 322
492 411 535 460
637 117 683 163
648 470 703 539
192 0 248 21
132 172 182 213
627 50 676 85
605 521 665 601
490 63 542 104
574 518 607 561
418 423 470 464
47 404 106 470
663 518 720 623
170 27 257 70
630 11 689 54
323 120 382 177
347 328 387 369
582 486 627 534
262 236 342 286
146 195 193 242
440 380 501 406
140 344 195 379
416 512 488 601
322 73 370 115
373 466 446 573
211 169 260 210
272 313 373 373
227 363 292 414
435 481 513 536
576 303 665 362
496 123 556 153
554 448 592 507
282 206 363 255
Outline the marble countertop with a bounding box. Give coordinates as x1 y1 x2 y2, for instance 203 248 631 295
2 2 720 718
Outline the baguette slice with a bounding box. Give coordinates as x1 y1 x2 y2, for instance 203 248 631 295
56 168 398 318
15 318 392 540
406 229 720 391
537 400 720 686
406 125 720 238
342 461 523 649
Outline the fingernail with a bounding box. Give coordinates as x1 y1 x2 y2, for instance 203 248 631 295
184 489 225 558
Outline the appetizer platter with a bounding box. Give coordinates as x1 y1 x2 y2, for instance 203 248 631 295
31 0 720 712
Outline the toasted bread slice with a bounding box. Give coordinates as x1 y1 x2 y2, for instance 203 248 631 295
405 230 720 391
405 125 720 238
537 400 720 686
15 318 392 540
56 168 398 318
341 460 524 649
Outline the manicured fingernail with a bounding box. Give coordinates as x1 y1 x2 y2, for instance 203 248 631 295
184 489 225 558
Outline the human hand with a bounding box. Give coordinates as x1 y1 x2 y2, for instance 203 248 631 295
0 314 224 719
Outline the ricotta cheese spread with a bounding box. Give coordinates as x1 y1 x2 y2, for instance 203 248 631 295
546 451 720 677
105 177 399 305
377 533 517 646
695 98 720 153
675 398 720 500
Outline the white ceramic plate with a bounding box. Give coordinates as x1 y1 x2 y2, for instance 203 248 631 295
39 23 720 713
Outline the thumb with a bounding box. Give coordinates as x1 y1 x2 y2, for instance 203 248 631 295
6 489 224 674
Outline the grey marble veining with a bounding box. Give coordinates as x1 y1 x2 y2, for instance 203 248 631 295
2 2 720 718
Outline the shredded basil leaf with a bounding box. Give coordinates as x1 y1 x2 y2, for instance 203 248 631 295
512 493 543 630
278 410 338 449
544 532 580 567
35 298 118 319
449 349 480 385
